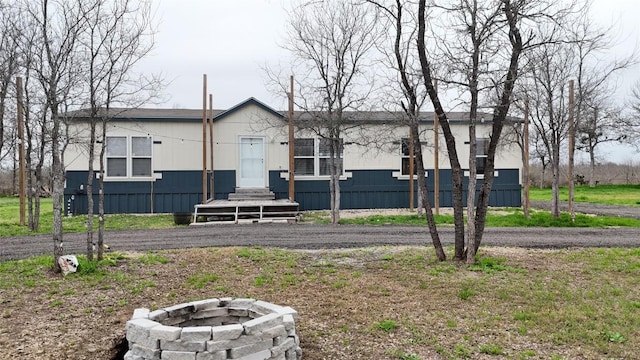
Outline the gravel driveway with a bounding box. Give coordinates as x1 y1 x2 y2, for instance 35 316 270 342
2 201 638 261
2 223 639 261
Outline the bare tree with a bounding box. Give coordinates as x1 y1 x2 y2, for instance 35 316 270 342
523 40 574 218
5 0 159 260
23 0 88 272
78 0 158 261
418 0 566 260
278 0 380 224
10 6 49 231
415 0 542 262
570 12 637 187
0 2 20 164
502 97 532 217
531 130 551 188
366 0 446 260
96 1 159 261
431 0 509 263
363 0 571 262
577 100 630 186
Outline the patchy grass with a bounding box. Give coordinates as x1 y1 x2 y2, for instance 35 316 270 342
333 213 454 226
377 319 398 332
334 207 640 227
530 184 640 206
2 185 639 238
1 246 639 359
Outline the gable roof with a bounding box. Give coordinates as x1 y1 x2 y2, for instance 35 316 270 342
67 98 520 125
66 97 284 123
214 97 285 121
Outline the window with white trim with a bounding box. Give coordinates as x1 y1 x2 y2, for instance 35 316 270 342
294 137 343 176
476 137 489 175
401 138 417 176
106 136 152 178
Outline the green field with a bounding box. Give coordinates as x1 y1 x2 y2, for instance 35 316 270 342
529 184 640 206
0 197 177 237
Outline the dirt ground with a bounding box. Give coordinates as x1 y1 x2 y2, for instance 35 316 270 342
0 246 614 360
1 205 639 359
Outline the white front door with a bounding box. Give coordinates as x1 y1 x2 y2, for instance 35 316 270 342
238 136 265 188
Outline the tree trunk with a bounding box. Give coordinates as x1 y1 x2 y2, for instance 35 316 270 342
474 154 497 252
466 2 480 264
329 137 341 224
412 123 446 261
86 121 96 261
22 56 38 231
473 0 523 255
417 0 465 260
331 174 341 224
33 189 41 232
30 116 48 231
51 115 64 273
12 154 17 195
26 156 35 231
588 143 596 188
27 173 34 230
466 126 477 265
98 119 107 260
32 167 42 231
416 184 424 218
551 141 560 218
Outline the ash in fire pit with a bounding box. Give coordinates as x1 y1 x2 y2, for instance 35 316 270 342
124 297 301 360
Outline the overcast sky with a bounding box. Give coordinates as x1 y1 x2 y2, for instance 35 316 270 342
140 0 289 110
139 0 640 162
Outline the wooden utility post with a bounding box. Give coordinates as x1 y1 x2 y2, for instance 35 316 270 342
17 77 26 226
409 130 414 211
523 96 530 219
202 74 207 204
568 79 575 222
433 80 440 215
288 75 295 202
209 94 214 201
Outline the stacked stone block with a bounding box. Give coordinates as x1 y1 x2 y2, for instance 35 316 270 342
124 298 302 360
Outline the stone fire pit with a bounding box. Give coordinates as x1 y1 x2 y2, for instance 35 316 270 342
124 297 302 360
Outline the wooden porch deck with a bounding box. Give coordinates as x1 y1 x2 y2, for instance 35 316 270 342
191 199 300 225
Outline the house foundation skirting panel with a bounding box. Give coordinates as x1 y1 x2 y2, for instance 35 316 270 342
269 169 522 210
64 169 521 214
64 170 236 215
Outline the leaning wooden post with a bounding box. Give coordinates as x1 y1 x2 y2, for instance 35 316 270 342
209 94 214 201
288 75 295 202
202 74 207 204
568 79 575 222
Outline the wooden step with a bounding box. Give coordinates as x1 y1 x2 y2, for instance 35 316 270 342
228 188 275 201
192 199 299 224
